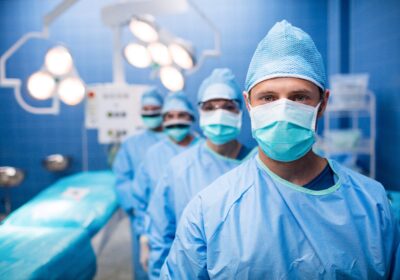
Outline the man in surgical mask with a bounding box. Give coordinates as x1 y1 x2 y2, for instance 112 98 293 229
161 21 400 279
112 87 165 280
146 68 254 279
131 91 200 274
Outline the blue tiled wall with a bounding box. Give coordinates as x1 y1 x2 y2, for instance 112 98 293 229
0 0 328 210
349 0 400 190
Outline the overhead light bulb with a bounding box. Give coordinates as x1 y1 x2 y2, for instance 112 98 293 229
129 17 159 43
27 71 56 100
169 42 195 70
148 42 172 66
45 46 73 76
160 66 185 92
124 43 152 68
57 77 85 106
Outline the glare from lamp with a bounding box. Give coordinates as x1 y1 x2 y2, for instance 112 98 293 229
45 46 73 76
27 71 56 100
124 43 152 68
58 77 86 106
148 42 172 66
160 66 185 91
32 201 71 219
129 18 159 43
169 43 195 70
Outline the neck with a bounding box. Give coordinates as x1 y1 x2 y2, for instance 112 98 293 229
151 126 163 132
172 134 194 147
206 139 242 159
258 148 327 186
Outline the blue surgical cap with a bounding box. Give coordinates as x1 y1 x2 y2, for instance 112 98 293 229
198 68 242 105
245 20 326 92
141 87 163 107
162 91 195 116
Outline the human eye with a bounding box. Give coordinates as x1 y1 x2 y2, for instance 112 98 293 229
260 95 277 103
201 103 214 111
292 94 309 103
222 103 237 112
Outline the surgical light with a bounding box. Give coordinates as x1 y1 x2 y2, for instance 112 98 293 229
148 42 172 66
27 71 56 100
169 42 195 70
160 66 184 91
129 17 159 43
57 77 86 105
124 43 152 68
44 46 73 76
43 154 70 172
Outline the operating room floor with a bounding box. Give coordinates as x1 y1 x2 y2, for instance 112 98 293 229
95 212 132 280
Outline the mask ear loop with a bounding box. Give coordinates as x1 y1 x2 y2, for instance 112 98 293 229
312 102 321 131
312 86 326 131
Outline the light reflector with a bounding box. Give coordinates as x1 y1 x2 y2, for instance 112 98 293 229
124 43 152 68
169 42 195 70
160 66 185 92
129 18 159 43
148 42 172 66
27 71 56 100
45 46 73 76
58 77 86 106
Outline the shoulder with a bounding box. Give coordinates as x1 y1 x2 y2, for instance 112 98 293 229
168 142 204 170
331 160 386 196
330 160 390 212
145 138 172 156
184 156 259 238
199 156 257 206
147 139 165 150
122 130 149 145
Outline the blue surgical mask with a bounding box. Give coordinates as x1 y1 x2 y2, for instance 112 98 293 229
142 115 163 129
142 115 162 129
200 109 242 145
165 126 190 142
249 99 320 162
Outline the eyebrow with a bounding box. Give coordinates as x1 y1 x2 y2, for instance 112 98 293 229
253 89 314 96
252 90 278 96
204 100 235 105
290 89 314 94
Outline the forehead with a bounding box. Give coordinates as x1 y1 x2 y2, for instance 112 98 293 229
251 77 320 96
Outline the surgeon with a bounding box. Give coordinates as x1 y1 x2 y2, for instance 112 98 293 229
131 91 200 272
147 68 255 279
112 87 165 280
161 20 400 279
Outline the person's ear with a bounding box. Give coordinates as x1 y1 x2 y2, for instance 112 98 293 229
243 91 251 111
317 89 330 118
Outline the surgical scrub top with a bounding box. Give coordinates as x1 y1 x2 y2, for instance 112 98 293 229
147 141 255 279
112 130 165 212
132 135 201 235
161 154 400 279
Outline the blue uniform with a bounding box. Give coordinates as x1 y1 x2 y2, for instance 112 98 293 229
112 129 165 280
147 142 254 279
132 136 201 235
161 154 400 279
113 130 165 212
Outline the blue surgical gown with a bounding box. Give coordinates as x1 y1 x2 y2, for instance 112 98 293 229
147 141 255 279
132 136 201 235
112 130 165 212
161 154 400 279
112 129 164 280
